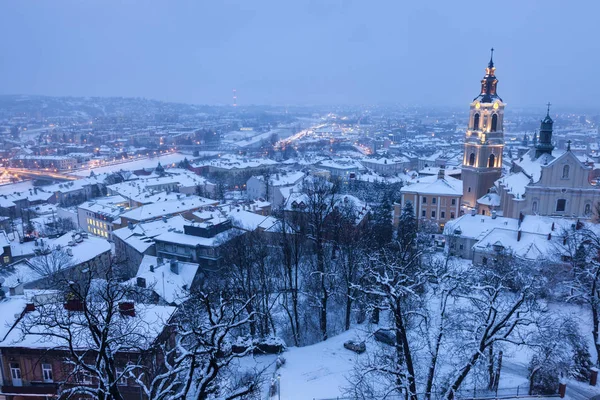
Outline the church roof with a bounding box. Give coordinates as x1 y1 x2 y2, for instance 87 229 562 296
477 192 501 207
496 171 531 198
513 149 562 183
473 48 503 103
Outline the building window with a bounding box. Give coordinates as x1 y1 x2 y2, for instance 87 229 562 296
481 209 486 215
473 113 480 130
441 211 445 219
421 210 426 217
468 187 471 193
488 154 495 168
422 196 427 204
116 368 127 385
482 257 488 265
459 244 464 250
556 199 566 212
3 256 9 264
585 203 592 216
451 199 456 205
432 197 437 204
491 114 498 132
562 165 570 179
532 201 538 213
431 210 436 218
42 364 53 382
451 212 455 219
469 153 475 166
10 363 22 385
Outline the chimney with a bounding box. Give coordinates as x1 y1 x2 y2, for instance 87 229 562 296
119 302 135 317
10 283 24 296
491 210 497 219
162 216 167 223
170 259 179 275
437 166 445 180
471 208 476 216
551 222 555 231
24 303 36 312
136 277 146 288
127 221 134 230
548 233 552 241
517 230 522 242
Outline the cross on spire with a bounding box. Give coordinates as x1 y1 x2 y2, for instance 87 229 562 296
546 102 551 116
488 48 495 68
567 140 571 151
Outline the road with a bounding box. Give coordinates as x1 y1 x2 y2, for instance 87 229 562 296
3 168 79 181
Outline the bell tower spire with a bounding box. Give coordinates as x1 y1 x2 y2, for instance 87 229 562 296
462 49 506 212
535 102 555 158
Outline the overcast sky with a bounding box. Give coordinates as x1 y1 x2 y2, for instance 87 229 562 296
0 0 597 108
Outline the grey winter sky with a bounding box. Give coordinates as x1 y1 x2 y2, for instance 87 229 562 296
0 0 597 108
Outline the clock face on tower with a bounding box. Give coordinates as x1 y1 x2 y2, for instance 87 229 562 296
493 102 499 110
475 102 481 109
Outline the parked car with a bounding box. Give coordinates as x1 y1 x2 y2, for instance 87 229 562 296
374 328 396 346
343 340 366 354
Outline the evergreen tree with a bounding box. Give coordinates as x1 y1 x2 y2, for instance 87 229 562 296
369 192 393 247
178 158 190 169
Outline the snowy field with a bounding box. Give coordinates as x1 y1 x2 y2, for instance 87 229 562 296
69 153 189 176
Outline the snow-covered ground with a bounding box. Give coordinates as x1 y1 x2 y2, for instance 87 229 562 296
242 300 600 400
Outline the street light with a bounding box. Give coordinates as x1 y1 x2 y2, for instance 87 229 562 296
277 374 281 400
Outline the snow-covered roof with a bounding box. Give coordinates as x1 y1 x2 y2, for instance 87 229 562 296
401 175 462 196
496 171 531 198
228 210 279 231
119 196 217 222
112 215 189 253
2 300 175 350
131 255 198 305
444 213 519 239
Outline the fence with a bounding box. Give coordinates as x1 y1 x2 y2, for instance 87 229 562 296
312 384 560 400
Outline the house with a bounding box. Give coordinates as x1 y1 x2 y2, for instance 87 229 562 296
398 168 463 231
77 196 130 239
246 171 305 206
0 292 175 400
112 216 189 278
130 255 199 305
153 219 238 269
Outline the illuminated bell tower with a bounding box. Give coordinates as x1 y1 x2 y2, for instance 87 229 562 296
462 48 505 210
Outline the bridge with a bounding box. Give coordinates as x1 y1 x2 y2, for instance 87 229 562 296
3 168 80 182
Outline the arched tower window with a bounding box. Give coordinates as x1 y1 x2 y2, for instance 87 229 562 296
532 201 538 213
562 165 570 179
491 114 498 132
469 153 475 166
585 203 592 215
488 154 495 168
473 113 480 130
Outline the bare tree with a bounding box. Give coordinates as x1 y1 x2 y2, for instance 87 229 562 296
300 176 338 341
560 225 600 365
442 266 537 400
354 247 423 400
20 264 170 400
170 291 264 400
